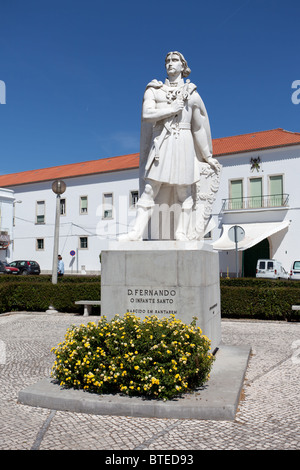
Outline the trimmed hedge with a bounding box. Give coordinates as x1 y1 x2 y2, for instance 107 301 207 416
0 275 299 321
220 278 300 321
220 277 300 288
0 275 100 314
221 286 300 321
0 274 99 283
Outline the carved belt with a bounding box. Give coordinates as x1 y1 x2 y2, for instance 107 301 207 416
171 122 191 130
154 122 191 132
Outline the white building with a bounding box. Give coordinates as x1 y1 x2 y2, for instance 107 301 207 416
0 153 140 273
0 128 299 276
211 128 300 276
0 188 15 260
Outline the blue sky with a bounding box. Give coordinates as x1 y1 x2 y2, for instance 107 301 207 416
0 0 299 174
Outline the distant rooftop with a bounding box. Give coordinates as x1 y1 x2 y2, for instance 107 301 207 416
212 128 300 156
0 128 300 187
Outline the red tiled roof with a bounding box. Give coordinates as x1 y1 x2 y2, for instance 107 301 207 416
0 128 300 188
0 153 140 187
213 128 300 156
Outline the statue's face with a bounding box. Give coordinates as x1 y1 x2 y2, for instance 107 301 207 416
165 53 183 77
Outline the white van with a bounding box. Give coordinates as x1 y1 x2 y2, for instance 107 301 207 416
256 259 289 279
290 261 300 280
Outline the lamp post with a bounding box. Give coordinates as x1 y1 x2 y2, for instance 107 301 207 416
51 180 66 284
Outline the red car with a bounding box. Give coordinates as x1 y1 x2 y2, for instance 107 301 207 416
2 261 19 274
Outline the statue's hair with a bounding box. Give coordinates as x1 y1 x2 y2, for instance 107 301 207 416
165 51 191 77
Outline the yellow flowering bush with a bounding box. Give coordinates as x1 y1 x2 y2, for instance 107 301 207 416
51 313 215 400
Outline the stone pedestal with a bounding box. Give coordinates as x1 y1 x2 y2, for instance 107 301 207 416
101 241 221 352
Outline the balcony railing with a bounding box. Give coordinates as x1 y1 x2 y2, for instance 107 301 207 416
221 194 289 212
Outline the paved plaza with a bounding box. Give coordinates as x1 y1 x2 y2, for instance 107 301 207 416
0 312 299 451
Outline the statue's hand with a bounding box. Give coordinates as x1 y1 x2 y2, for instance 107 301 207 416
171 99 185 114
207 157 220 172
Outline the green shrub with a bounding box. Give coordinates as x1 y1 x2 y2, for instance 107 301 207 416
0 274 100 283
220 278 299 288
51 313 215 401
1 275 299 321
220 280 300 321
0 276 100 314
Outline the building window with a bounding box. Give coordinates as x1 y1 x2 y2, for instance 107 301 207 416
79 236 88 249
269 175 283 206
36 238 44 250
229 180 243 209
36 201 45 224
130 190 139 208
80 196 88 214
60 198 66 216
249 177 262 208
103 193 113 219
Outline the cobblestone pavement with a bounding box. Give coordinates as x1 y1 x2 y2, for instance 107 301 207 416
0 312 299 451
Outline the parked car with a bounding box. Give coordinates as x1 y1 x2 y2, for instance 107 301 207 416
290 261 300 280
2 261 19 274
256 259 289 279
8 260 40 275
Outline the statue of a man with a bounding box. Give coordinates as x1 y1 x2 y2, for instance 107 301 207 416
120 51 220 241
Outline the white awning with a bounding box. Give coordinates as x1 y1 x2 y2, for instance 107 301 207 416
213 220 290 251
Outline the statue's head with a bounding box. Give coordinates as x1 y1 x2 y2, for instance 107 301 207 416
165 51 191 78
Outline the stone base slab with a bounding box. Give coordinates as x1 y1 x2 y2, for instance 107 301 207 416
18 344 251 421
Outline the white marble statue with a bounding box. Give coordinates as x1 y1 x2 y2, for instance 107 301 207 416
120 51 221 241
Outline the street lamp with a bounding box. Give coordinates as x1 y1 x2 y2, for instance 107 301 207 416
51 180 66 284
